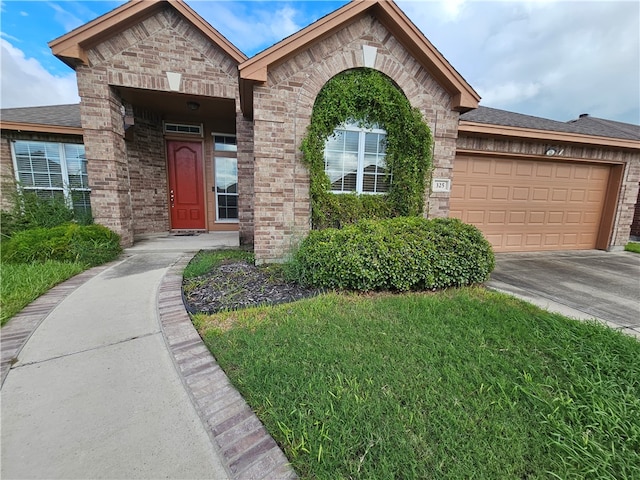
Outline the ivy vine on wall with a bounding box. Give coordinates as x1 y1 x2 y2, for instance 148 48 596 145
301 68 433 229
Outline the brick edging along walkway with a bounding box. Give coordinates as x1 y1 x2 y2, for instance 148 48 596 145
157 256 297 480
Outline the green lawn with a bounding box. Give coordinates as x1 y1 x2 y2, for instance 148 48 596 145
1 261 86 326
194 288 640 480
625 242 640 254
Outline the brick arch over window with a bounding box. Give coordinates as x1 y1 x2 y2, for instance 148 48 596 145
292 52 451 150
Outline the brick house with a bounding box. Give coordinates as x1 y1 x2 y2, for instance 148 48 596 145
1 0 639 261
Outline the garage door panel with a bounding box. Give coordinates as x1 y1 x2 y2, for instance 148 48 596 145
574 166 590 179
552 189 568 201
536 163 553 177
556 165 572 178
532 188 549 201
570 189 586 202
526 234 542 247
467 210 486 223
516 163 533 176
509 211 526 224
548 211 564 224
491 186 509 199
469 185 489 199
488 211 506 224
451 156 610 252
528 211 545 224
566 211 582 224
590 168 608 180
587 189 605 202
472 160 491 174
495 161 513 175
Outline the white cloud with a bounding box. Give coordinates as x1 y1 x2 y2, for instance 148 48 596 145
195 1 304 54
0 39 79 108
478 81 542 107
47 2 84 32
398 0 640 124
1 31 21 43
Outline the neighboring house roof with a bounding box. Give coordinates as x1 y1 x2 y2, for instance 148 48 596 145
567 115 640 141
238 0 480 117
0 104 83 135
48 0 246 69
461 106 640 141
459 106 640 149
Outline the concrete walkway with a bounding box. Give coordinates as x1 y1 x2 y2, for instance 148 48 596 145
1 233 296 479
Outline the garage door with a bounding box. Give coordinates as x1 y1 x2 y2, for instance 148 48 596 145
450 156 610 252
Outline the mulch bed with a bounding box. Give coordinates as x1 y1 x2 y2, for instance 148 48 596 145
182 260 322 314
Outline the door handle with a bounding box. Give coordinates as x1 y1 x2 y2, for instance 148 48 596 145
170 189 175 207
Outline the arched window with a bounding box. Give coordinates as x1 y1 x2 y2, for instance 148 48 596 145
323 122 390 194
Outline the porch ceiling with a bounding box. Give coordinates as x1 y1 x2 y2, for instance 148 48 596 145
115 87 235 123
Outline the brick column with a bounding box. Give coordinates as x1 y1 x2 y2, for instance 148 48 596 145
631 185 640 239
78 72 133 246
236 109 254 246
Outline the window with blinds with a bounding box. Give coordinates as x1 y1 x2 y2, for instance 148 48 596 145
11 140 91 214
324 122 390 194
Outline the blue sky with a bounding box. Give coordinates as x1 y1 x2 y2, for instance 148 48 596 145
1 0 639 124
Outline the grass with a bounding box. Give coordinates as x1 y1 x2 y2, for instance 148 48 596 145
625 242 640 254
194 288 640 480
1 260 86 326
183 249 254 279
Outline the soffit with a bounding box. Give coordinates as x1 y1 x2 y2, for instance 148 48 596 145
48 0 246 69
238 0 480 117
115 87 235 122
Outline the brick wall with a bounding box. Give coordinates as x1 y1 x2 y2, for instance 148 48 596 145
252 13 459 262
125 107 169 236
236 110 255 245
0 131 84 211
456 132 640 248
631 186 640 238
75 5 240 245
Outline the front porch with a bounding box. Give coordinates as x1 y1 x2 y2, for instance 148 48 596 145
127 231 239 253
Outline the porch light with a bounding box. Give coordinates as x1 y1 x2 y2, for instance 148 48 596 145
186 101 200 111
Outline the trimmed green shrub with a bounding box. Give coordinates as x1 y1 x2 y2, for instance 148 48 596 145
316 193 394 229
1 223 121 267
1 189 92 240
290 217 494 291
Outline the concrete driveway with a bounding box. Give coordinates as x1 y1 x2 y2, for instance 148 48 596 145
486 250 640 338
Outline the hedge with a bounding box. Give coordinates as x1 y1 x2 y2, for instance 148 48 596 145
291 217 495 291
1 223 122 267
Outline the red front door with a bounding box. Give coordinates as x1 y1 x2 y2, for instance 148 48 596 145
167 140 205 230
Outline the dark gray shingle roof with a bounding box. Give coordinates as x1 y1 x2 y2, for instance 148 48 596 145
566 115 640 141
460 106 640 141
1 104 81 129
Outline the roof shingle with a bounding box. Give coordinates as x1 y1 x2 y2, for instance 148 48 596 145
460 106 640 141
1 104 81 129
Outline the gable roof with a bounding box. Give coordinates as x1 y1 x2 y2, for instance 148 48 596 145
238 0 480 117
459 106 640 149
1 104 82 135
49 0 246 69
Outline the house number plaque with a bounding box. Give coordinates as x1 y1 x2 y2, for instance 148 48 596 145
432 178 451 193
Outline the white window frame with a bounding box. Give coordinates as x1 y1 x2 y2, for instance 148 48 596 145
163 122 203 136
10 140 90 212
212 133 238 223
324 122 390 195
